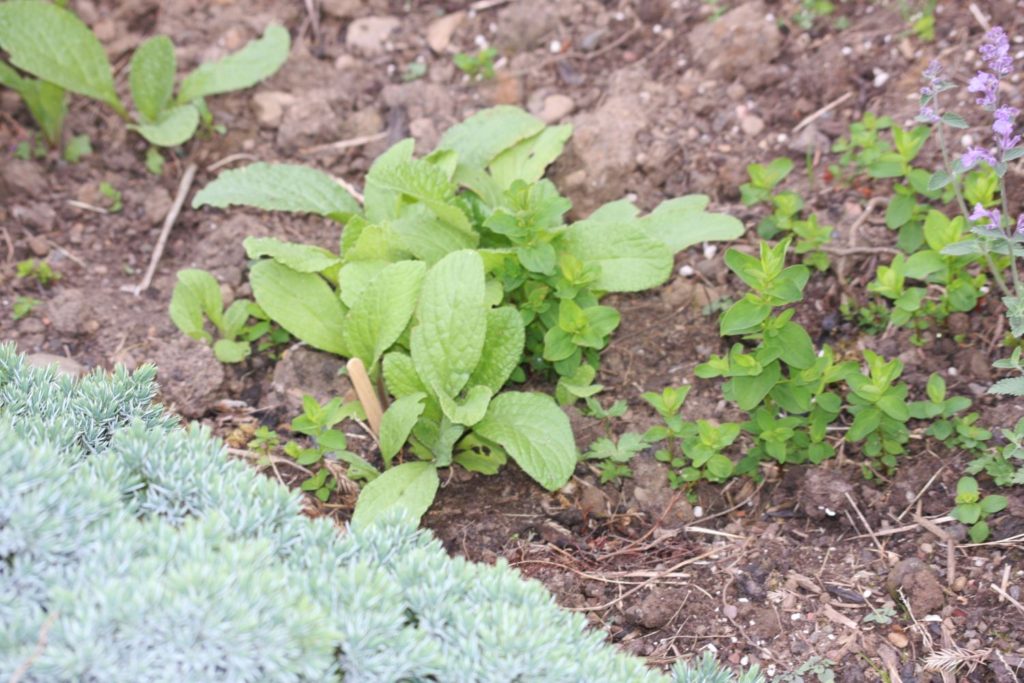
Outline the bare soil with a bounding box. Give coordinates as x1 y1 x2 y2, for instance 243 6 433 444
2 0 1023 678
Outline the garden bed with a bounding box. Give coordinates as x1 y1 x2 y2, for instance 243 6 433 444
2 0 1022 678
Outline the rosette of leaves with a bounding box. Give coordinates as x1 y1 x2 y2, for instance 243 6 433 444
191 106 743 390
349 250 579 526
0 1 289 148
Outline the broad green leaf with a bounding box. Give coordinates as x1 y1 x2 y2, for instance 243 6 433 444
343 260 426 370
213 339 250 363
904 250 944 280
351 461 439 528
410 250 486 398
489 124 573 189
438 385 493 426
169 268 223 341
0 60 25 91
129 104 200 147
561 218 672 292
847 406 882 441
244 237 341 273
249 260 347 355
0 60 66 145
474 391 576 490
365 150 472 234
383 352 428 398
436 105 545 171
0 1 124 115
390 204 478 263
468 307 525 393
729 361 781 411
453 446 507 475
379 393 426 466
988 376 1024 396
130 35 175 122
177 24 290 103
777 321 816 369
980 495 1008 515
720 297 772 335
20 78 66 146
639 200 744 253
338 261 387 308
925 373 946 404
193 163 361 220
968 521 989 543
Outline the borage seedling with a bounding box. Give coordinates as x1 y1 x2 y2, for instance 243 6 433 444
169 268 290 363
183 106 744 524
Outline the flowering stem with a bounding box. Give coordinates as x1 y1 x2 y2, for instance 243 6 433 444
998 175 1023 297
935 120 1012 297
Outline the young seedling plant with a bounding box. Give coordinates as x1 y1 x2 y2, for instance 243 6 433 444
0 1 289 153
182 105 745 524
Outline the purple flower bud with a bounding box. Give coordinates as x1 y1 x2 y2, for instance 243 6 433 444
968 71 1000 108
1018 214 1024 236
923 59 944 82
993 105 1021 150
918 105 940 124
961 146 998 170
970 204 1001 231
980 27 1013 77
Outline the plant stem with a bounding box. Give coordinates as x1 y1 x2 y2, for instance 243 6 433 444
935 120 1012 297
998 174 1022 298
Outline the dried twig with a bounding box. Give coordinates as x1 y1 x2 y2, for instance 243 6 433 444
844 491 886 559
207 152 259 173
123 163 197 296
989 582 1024 616
793 91 853 133
301 131 388 156
569 546 725 612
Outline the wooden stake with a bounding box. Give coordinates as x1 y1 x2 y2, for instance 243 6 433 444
346 357 383 436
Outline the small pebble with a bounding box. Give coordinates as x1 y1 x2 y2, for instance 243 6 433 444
887 631 909 648
723 604 738 619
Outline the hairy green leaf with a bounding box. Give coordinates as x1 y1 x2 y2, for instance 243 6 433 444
410 250 486 398
365 148 472 233
351 461 438 528
379 393 426 466
474 392 576 491
193 163 361 220
468 307 525 393
438 385 493 426
169 268 223 342
383 352 428 398
130 35 175 122
129 104 199 147
639 199 744 253
561 214 672 292
249 260 347 355
343 260 426 370
177 24 290 103
0 1 124 114
20 78 66 146
489 124 572 189
436 105 545 171
244 237 341 273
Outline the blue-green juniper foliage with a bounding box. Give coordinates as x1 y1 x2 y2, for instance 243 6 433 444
0 344 759 682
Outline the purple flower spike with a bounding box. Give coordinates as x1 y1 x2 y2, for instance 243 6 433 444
961 146 998 170
1017 214 1024 236
980 27 1013 77
993 106 1021 150
968 71 1000 108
